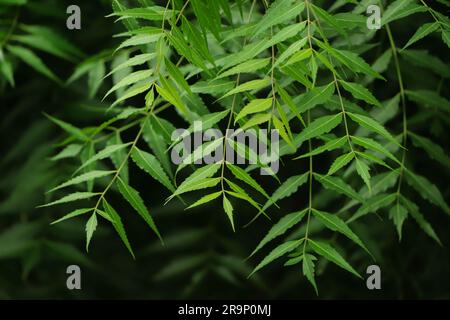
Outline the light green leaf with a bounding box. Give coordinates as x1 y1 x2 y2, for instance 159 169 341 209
249 239 303 277
402 22 440 50
327 152 355 176
223 195 235 231
312 209 370 255
49 170 114 193
39 192 98 208
389 203 408 241
297 113 343 143
355 158 371 191
220 78 271 99
262 173 309 211
314 173 363 203
116 177 162 243
235 98 273 122
102 199 135 258
340 81 381 107
303 253 318 295
50 208 92 225
347 112 398 146
85 213 98 251
77 143 131 173
251 208 307 257
227 164 270 199
309 239 361 278
348 193 396 223
186 191 223 210
218 58 271 79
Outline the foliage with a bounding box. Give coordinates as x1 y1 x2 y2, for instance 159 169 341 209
1 0 450 298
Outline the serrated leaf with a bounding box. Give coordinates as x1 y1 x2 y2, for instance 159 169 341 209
220 78 271 99
249 239 303 277
347 112 398 146
39 192 98 208
303 253 318 295
104 69 153 100
314 173 363 203
186 191 223 210
116 177 162 243
409 132 450 169
355 158 371 191
309 239 361 278
227 164 270 199
251 208 307 257
131 147 175 192
400 196 441 245
296 83 335 114
298 113 343 143
102 199 135 258
262 173 309 211
50 208 92 225
351 135 400 165
223 195 235 232
327 152 355 176
49 170 114 193
405 169 450 216
296 137 347 159
349 193 396 223
312 209 370 255
45 114 88 141
218 58 271 79
340 81 381 107
403 22 440 50
235 98 273 122
389 203 408 241
77 143 131 173
85 213 97 251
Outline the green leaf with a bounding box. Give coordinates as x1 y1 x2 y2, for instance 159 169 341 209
340 81 381 107
116 177 162 243
296 83 335 113
312 209 370 255
355 158 371 191
8 45 60 82
351 135 400 165
39 192 98 208
223 195 235 232
104 69 153 100
442 29 450 48
249 239 303 277
220 78 271 99
405 89 450 112
235 98 273 122
106 53 155 77
327 152 355 176
131 147 175 192
297 113 343 143
169 164 221 199
45 114 88 141
102 199 135 258
347 112 398 146
50 208 92 225
273 37 307 70
85 213 98 251
262 173 309 211
400 196 441 245
108 6 176 20
227 164 270 199
381 0 414 25
309 239 361 278
303 254 318 295
218 58 271 79
348 193 396 223
251 208 307 257
402 22 440 50
186 191 223 210
409 132 450 169
49 170 114 193
389 203 408 241
405 169 450 216
77 143 131 173
116 33 163 51
314 173 363 203
252 0 305 39
296 137 347 159
241 113 272 130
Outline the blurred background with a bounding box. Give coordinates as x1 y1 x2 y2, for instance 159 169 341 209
1 0 449 299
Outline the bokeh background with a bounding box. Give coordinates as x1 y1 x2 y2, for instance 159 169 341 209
1 0 449 299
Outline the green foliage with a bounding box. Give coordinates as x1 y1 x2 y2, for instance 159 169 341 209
1 0 450 298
